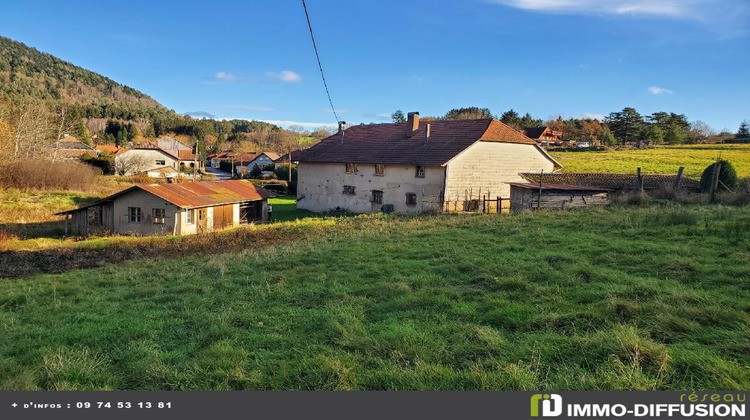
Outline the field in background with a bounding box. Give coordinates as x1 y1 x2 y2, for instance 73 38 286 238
549 144 750 179
1 205 748 390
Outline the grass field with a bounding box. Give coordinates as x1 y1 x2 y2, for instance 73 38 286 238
549 144 750 179
1 204 748 390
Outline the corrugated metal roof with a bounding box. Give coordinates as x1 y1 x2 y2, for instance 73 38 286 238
520 172 701 191
139 180 268 208
508 182 613 192
55 180 268 215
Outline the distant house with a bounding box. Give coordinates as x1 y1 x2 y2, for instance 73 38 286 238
157 136 192 156
114 143 201 177
56 180 269 236
296 112 561 213
52 134 99 159
94 145 126 155
234 152 279 175
523 127 563 147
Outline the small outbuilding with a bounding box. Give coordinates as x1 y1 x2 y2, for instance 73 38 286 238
56 180 269 236
509 182 610 213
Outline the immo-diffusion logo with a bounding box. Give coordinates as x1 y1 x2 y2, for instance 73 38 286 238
530 393 563 417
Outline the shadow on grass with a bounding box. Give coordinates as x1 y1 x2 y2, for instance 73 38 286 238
0 220 65 239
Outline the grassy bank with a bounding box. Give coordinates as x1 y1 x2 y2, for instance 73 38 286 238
1 204 748 390
549 144 750 179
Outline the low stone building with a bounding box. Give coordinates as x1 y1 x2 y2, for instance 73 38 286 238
295 113 561 213
56 180 269 236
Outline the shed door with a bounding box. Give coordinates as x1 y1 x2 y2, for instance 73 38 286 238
213 205 233 230
197 209 208 233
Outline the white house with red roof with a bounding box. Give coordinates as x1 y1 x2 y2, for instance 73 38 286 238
296 112 561 213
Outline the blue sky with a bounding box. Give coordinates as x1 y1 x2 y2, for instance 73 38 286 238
1 0 748 132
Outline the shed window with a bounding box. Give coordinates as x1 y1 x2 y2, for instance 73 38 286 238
416 165 425 178
155 160 166 165
406 193 417 206
343 185 356 195
153 208 166 224
371 190 383 204
374 164 385 176
128 207 142 223
186 209 194 224
345 163 358 173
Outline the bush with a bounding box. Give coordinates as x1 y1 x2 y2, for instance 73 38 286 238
274 164 298 182
0 160 100 191
80 154 114 175
700 160 738 192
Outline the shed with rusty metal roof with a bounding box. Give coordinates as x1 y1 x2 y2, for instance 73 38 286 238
56 180 269 237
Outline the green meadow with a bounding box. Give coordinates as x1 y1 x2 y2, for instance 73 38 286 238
550 144 750 179
1 204 748 390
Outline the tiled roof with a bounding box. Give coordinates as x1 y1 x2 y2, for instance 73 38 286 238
523 127 549 139
520 172 701 191
56 180 268 214
296 119 540 166
178 149 197 160
95 145 125 154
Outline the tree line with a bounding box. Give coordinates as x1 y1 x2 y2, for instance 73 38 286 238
391 107 747 146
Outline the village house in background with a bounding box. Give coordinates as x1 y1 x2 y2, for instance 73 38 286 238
523 127 564 147
56 180 269 236
295 112 561 213
94 144 126 155
234 152 280 176
51 134 99 159
114 137 202 177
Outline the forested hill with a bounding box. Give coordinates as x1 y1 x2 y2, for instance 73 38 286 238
0 36 164 110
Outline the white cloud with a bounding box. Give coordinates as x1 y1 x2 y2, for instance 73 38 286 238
490 0 702 18
363 113 392 122
571 113 606 121
214 72 237 81
218 105 277 112
266 70 302 83
648 86 674 95
259 119 337 129
321 108 349 113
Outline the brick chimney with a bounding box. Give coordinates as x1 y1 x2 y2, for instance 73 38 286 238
406 112 419 137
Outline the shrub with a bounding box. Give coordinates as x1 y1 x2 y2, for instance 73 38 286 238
274 164 298 182
80 154 114 175
700 160 738 192
0 160 100 191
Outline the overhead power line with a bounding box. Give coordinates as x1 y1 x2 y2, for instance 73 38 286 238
301 0 339 124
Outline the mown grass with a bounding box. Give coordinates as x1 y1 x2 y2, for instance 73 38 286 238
550 144 750 179
0 204 748 390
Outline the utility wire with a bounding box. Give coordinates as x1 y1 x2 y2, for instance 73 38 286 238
302 0 339 124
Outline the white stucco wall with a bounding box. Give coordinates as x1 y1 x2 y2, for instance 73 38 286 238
115 149 178 176
297 162 445 213
444 142 556 201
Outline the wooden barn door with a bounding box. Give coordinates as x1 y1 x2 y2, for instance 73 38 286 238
197 208 208 233
212 205 233 231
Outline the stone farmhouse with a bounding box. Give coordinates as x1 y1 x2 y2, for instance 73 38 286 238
295 112 561 213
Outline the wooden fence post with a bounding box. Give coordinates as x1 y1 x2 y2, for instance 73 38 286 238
637 167 644 194
710 161 721 203
674 166 684 191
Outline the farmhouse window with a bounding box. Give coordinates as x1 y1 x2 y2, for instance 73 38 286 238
374 164 385 176
406 193 417 206
128 207 142 223
343 185 356 195
345 163 358 173
415 165 425 178
155 160 166 165
186 209 195 224
371 190 383 204
153 208 166 224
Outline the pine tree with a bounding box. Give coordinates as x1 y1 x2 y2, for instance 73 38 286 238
737 120 750 138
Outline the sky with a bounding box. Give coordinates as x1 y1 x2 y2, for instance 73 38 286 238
0 0 749 132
